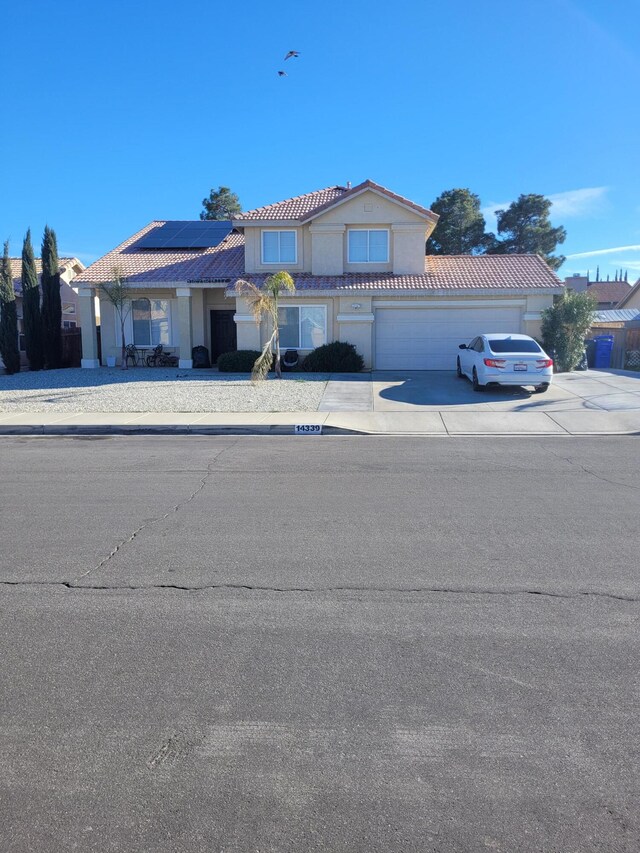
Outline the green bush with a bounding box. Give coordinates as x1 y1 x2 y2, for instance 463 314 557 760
302 341 364 373
217 350 261 372
541 290 596 373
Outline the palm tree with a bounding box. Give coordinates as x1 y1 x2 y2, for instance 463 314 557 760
235 271 295 380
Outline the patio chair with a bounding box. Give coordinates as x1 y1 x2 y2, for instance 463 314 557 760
125 344 139 367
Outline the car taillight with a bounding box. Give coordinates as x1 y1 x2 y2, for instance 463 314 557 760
484 358 506 368
536 358 553 368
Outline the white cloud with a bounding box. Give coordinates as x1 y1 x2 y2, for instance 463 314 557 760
566 245 640 259
609 260 640 272
546 187 608 217
482 186 608 231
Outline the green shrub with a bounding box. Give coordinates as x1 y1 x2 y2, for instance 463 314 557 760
541 291 596 373
302 341 364 373
217 350 262 372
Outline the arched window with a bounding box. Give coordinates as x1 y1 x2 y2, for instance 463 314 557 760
131 298 171 346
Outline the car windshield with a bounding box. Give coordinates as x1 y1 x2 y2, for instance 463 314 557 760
488 339 542 353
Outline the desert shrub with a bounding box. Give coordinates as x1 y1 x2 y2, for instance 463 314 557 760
217 350 262 372
541 291 596 372
302 341 364 373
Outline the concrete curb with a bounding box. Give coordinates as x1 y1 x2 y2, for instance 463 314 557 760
1 421 638 437
0 424 364 437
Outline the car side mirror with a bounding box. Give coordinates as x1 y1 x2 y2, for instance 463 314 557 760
458 344 467 349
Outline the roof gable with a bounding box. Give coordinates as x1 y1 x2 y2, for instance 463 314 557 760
233 179 437 225
301 180 438 224
613 277 640 308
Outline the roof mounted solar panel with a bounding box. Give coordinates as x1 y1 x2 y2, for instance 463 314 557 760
137 221 233 249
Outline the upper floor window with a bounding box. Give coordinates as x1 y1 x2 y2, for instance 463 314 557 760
348 229 389 263
262 230 297 264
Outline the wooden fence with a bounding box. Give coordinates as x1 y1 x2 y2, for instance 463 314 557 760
590 325 640 369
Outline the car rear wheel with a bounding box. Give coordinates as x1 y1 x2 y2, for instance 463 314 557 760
535 383 550 394
472 368 484 392
456 357 463 378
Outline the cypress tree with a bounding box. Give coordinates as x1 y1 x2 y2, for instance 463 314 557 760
21 229 44 370
41 225 62 369
0 240 21 374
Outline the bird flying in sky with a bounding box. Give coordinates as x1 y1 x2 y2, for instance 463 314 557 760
277 70 287 77
284 50 300 60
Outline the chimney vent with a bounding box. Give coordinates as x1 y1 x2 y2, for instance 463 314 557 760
346 181 352 189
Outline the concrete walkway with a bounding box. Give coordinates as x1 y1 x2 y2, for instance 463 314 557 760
0 408 639 436
1 369 639 436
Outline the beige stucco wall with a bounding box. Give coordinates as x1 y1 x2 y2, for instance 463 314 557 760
336 296 374 367
620 287 640 310
239 189 432 278
88 283 555 370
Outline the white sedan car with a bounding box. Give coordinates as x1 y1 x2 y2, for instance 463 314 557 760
457 333 553 393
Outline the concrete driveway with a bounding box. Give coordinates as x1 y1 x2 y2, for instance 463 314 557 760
315 368 640 434
321 369 640 413
375 369 640 412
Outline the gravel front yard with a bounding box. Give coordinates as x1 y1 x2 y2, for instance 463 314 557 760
0 368 329 413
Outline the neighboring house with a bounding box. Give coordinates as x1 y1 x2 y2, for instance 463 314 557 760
75 180 563 369
615 276 640 310
10 257 86 366
586 280 632 310
563 273 632 309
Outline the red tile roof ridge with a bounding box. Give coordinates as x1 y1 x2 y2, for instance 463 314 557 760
234 185 347 221
316 179 437 222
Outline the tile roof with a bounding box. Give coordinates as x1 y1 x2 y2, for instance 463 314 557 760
233 179 437 223
9 257 81 293
229 254 562 294
75 219 561 294
233 185 348 221
585 280 632 304
75 222 245 285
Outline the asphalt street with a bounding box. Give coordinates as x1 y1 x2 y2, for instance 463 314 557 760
1 436 639 852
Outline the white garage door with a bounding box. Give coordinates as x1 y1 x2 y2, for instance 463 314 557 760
375 306 523 370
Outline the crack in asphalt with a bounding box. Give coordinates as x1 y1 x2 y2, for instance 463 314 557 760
0 580 637 601
545 445 640 491
73 439 239 582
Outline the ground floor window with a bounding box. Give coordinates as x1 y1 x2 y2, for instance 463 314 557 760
278 305 326 349
131 299 171 346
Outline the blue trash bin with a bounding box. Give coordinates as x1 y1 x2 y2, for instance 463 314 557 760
593 335 614 369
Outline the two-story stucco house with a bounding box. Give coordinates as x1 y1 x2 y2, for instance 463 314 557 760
75 180 563 369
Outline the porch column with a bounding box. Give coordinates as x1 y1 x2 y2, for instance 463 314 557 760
176 287 193 368
79 288 99 368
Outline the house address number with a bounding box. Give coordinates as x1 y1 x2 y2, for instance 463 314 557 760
294 424 322 434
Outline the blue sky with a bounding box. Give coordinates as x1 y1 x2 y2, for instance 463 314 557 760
2 0 639 282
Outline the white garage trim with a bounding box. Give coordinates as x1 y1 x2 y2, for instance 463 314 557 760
374 305 523 370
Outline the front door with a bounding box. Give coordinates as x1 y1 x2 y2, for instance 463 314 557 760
210 310 237 364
